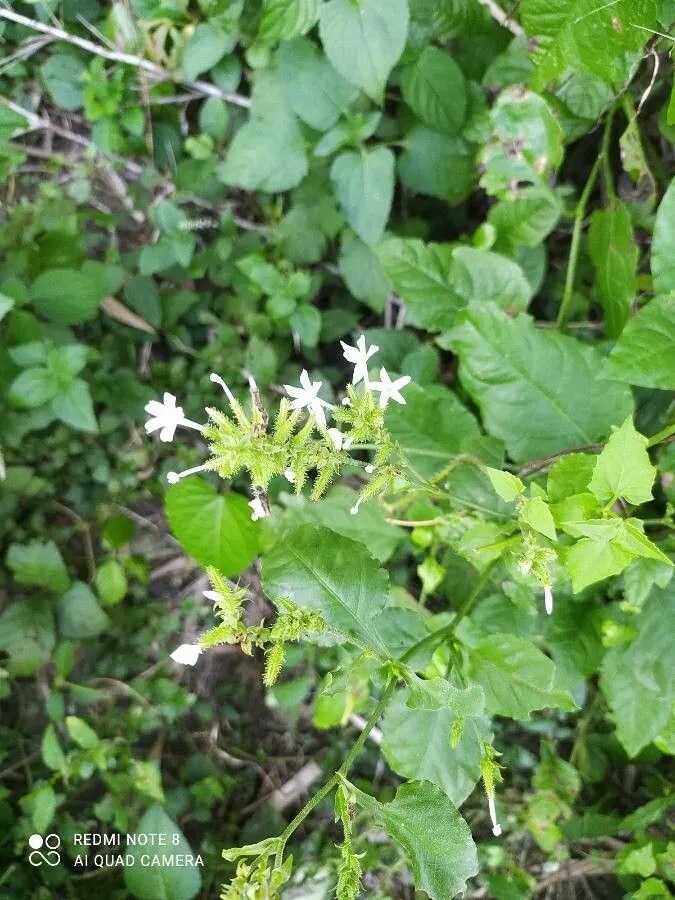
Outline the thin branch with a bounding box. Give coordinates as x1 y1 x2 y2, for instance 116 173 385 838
0 8 251 108
477 0 524 35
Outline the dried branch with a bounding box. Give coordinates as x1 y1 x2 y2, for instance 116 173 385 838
477 0 524 35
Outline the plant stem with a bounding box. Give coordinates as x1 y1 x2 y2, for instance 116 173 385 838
647 421 675 447
556 107 616 330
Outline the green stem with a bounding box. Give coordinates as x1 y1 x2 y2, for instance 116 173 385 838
274 677 396 867
647 422 675 447
556 107 616 330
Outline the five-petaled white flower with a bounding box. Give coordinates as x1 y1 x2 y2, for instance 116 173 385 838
543 585 554 616
144 392 203 442
370 368 411 409
340 335 379 386
248 497 268 521
170 643 203 666
327 428 353 451
283 370 333 427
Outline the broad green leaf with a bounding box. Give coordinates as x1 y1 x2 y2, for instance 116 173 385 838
450 246 532 313
546 454 596 502
444 304 633 462
520 496 556 540
47 344 89 379
381 693 490 806
198 96 228 140
467 634 574 719
385 383 483 479
66 715 99 749
557 71 613 120
0 601 55 675
259 0 320 41
262 524 390 654
58 581 110 638
605 295 675 390
545 600 605 689
652 179 675 293
52 378 98 432
488 186 562 250
0 293 14 321
30 785 57 833
601 584 675 756
274 486 404 562
125 805 202 900
350 780 479 899
182 23 229 81
8 367 59 408
339 233 391 313
41 724 66 772
401 47 466 134
398 127 474 203
166 481 260 577
589 418 655 506
217 71 307 193
278 38 357 132
623 557 673 610
318 0 409 102
402 670 485 717
6 540 70 593
485 467 524 502
377 238 461 331
588 200 638 338
330 147 394 246
30 267 106 324
94 559 128 607
40 54 86 110
289 304 321 347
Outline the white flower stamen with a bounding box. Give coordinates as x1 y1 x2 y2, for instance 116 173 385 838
144 392 203 442
488 796 502 837
340 334 379 386
210 373 237 404
166 463 210 485
283 370 333 427
544 585 554 615
248 497 268 521
370 368 411 409
170 643 203 666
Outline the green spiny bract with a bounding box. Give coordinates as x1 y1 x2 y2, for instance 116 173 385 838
336 835 363 900
220 855 292 900
332 385 388 448
481 742 505 798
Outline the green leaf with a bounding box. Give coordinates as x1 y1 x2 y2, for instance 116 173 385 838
218 70 307 193
377 238 460 331
0 601 55 676
350 780 478 899
94 560 128 607
52 378 98 432
330 147 394 246
467 634 575 719
278 37 358 132
198 97 229 140
605 295 675 390
601 584 675 756
589 418 656 506
0 293 14 321
260 0 320 41
289 304 322 347
450 246 532 314
40 54 86 111
385 383 483 479
402 670 485 716
652 179 675 293
398 127 474 203
6 540 70 593
47 344 89 380
166 481 260 577
401 47 466 134
182 23 229 80
485 467 525 502
319 0 409 103
58 581 110 638
66 715 99 749
545 600 605 689
588 200 638 339
41 724 66 772
339 233 391 313
8 367 60 408
262 524 390 654
488 186 562 250
546 454 596 502
31 785 57 833
30 267 107 324
124 805 202 900
520 496 556 540
444 304 633 462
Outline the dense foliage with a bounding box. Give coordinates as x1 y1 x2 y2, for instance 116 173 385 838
1 0 675 898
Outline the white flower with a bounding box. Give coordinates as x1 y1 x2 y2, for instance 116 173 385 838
327 427 352 450
488 796 502 837
284 467 296 484
283 370 333 427
248 497 268 521
370 368 411 409
340 335 379 386
144 392 203 442
544 585 554 616
170 643 203 666
365 464 375 474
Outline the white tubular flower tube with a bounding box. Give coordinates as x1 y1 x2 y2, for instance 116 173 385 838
248 497 268 521
166 464 211 485
340 334 379 386
544 585 554 615
488 795 502 837
210 373 237 404
144 392 203 442
170 643 203 666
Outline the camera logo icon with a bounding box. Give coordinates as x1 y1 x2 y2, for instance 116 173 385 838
28 833 61 866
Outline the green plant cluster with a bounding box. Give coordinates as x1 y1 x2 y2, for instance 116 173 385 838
1 0 675 898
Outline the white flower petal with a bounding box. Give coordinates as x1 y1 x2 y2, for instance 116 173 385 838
170 643 202 666
544 585 554 615
248 497 268 521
